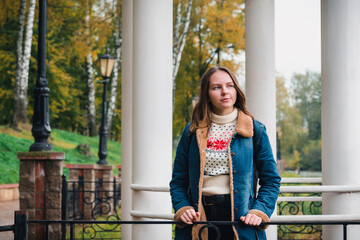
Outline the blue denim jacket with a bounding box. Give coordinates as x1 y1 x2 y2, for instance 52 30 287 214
170 111 281 240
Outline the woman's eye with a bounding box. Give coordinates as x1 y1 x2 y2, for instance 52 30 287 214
228 84 234 88
214 86 221 89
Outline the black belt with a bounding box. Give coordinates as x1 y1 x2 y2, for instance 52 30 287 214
202 194 230 206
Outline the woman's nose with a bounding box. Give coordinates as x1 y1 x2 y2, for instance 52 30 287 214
222 86 229 94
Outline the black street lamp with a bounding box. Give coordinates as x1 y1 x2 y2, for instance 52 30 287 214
97 50 115 165
30 0 52 151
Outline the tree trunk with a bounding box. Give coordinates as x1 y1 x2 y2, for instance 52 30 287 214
86 52 97 137
85 1 97 136
172 0 193 108
19 0 36 119
12 0 27 129
106 10 122 134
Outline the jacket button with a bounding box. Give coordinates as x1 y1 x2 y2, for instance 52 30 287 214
234 208 238 212
231 152 235 156
234 190 238 194
233 170 237 174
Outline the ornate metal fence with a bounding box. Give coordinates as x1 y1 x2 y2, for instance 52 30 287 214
277 193 322 239
277 178 323 239
3 212 360 240
61 175 122 239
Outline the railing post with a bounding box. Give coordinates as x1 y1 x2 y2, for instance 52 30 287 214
343 224 347 240
61 175 67 240
113 177 116 212
14 211 28 240
72 181 76 218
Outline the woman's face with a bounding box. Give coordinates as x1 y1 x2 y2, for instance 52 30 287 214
208 70 237 116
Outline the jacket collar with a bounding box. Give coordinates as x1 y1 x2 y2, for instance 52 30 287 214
197 109 253 138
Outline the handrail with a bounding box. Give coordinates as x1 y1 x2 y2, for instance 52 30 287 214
278 196 322 202
130 210 174 220
281 177 322 183
271 214 360 222
130 184 169 192
0 225 14 232
280 185 360 193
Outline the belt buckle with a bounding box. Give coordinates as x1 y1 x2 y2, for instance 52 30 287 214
203 196 214 206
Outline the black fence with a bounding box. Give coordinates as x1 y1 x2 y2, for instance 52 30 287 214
61 175 121 239
2 212 360 240
277 193 322 239
62 175 121 221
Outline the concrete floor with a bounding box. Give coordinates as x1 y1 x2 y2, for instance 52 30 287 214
0 200 19 240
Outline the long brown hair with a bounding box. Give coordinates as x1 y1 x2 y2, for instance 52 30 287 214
190 66 252 132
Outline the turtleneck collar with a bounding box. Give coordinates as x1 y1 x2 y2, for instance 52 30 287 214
211 108 238 125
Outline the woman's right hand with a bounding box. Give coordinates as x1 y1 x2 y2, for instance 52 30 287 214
180 208 200 224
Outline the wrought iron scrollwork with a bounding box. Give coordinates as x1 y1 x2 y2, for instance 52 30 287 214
198 223 221 240
64 177 122 239
277 192 322 239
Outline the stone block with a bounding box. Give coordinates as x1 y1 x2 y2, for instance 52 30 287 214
45 192 61 209
83 169 95 181
84 182 95 191
19 177 35 193
45 176 61 192
46 208 61 220
69 169 79 180
27 223 36 240
20 192 35 209
49 224 61 240
46 160 63 176
27 209 35 220
19 160 35 177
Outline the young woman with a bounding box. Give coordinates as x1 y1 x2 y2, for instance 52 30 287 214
170 66 281 240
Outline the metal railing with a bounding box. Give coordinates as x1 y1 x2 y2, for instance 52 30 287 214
3 212 360 240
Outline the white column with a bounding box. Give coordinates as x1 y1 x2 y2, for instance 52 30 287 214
245 1 277 239
321 0 360 239
121 0 133 239
132 0 173 239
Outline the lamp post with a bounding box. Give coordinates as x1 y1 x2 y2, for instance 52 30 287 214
30 0 52 151
97 50 115 165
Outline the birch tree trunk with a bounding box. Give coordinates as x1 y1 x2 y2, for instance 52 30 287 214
172 0 193 108
84 0 97 137
85 4 97 137
12 0 27 129
106 10 122 134
86 52 97 136
19 0 36 116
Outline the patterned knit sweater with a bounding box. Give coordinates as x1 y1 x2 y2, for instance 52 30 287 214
202 108 238 195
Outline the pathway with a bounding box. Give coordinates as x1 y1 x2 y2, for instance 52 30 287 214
0 200 19 240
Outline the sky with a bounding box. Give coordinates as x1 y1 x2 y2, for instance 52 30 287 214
275 0 321 82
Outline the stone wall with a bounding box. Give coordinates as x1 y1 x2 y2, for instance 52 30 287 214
65 164 114 220
18 152 64 240
0 184 19 202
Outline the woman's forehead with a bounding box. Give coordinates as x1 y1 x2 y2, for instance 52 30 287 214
209 71 233 84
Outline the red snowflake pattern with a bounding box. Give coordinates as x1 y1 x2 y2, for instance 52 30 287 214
207 138 228 150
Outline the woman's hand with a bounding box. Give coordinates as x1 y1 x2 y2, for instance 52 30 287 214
240 213 262 226
180 208 200 224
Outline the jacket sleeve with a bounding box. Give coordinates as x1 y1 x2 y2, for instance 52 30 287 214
251 121 281 220
169 123 193 213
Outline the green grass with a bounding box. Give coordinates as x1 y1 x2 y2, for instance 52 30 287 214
0 125 121 184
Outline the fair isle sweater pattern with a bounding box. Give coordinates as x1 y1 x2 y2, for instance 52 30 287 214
204 115 237 176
